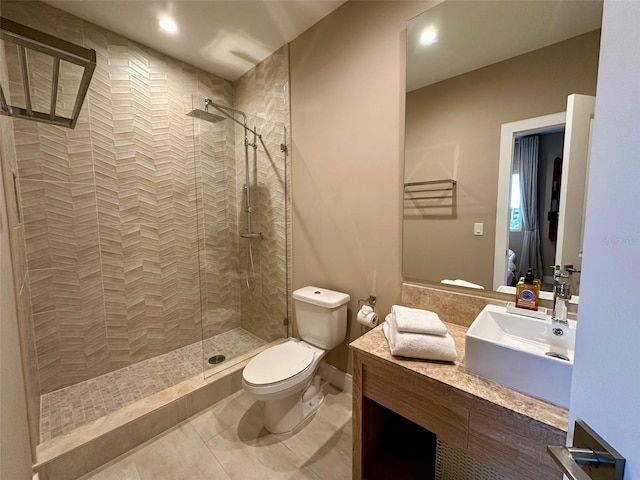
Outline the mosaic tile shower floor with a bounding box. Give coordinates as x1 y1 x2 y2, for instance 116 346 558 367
40 328 267 442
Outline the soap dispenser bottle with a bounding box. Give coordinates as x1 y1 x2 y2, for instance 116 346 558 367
515 268 540 311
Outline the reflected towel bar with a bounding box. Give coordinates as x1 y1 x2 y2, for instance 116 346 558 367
404 178 457 192
404 179 456 201
404 196 454 201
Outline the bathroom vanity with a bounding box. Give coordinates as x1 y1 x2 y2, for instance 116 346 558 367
350 323 568 480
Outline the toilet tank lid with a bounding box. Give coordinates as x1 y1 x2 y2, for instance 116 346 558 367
293 286 350 308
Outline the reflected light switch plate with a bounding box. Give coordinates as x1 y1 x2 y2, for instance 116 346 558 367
474 223 483 235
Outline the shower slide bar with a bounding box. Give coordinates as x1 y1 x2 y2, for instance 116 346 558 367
0 17 96 129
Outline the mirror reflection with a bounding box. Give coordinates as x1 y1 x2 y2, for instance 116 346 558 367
403 0 602 298
503 126 566 289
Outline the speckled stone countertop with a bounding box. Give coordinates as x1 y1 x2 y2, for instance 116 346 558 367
350 322 569 432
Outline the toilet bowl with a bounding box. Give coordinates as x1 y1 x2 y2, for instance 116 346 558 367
241 286 350 433
242 339 326 433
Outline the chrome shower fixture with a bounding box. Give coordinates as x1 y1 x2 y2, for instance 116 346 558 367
186 98 225 123
187 97 267 291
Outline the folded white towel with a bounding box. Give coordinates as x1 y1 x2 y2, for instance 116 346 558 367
390 305 448 336
383 319 457 362
440 279 484 290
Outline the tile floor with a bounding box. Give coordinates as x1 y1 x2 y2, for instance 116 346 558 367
41 328 268 442
79 384 352 480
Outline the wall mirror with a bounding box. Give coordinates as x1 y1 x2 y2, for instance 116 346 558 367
403 0 602 299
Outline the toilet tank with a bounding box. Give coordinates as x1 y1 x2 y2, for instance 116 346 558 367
293 286 350 350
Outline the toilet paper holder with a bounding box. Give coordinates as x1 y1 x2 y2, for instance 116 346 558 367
357 295 377 311
357 296 378 332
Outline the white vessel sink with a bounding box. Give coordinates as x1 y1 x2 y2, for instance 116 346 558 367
465 304 575 408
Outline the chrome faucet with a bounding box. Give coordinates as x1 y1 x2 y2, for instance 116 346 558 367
552 282 571 324
551 266 571 324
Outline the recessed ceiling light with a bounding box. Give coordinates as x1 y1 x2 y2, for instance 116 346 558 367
159 18 178 34
420 28 438 46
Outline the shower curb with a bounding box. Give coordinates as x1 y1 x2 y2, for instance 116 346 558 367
34 341 282 480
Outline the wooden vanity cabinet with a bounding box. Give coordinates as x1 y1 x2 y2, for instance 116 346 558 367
352 348 566 480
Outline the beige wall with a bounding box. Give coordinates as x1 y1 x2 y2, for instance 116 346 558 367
290 1 432 371
1 124 34 477
404 31 600 288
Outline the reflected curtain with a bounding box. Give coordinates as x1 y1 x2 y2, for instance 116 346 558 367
517 135 543 278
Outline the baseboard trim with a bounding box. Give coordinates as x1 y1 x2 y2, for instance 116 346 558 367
319 363 352 394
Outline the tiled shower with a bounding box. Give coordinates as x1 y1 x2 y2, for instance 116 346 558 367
0 0 289 450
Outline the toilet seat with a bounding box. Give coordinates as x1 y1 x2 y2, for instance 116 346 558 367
243 340 315 386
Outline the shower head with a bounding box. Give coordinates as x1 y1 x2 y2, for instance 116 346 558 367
187 97 226 123
186 108 225 123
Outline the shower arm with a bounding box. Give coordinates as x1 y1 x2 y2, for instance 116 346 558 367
204 99 277 166
206 99 260 139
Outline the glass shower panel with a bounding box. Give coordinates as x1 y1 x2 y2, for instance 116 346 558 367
190 95 288 378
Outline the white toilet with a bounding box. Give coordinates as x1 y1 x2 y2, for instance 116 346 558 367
241 286 350 433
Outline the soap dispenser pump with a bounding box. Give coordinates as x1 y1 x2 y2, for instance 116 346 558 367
515 268 540 311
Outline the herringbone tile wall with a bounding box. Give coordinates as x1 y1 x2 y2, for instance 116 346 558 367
234 45 290 343
196 109 241 342
1 1 290 395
